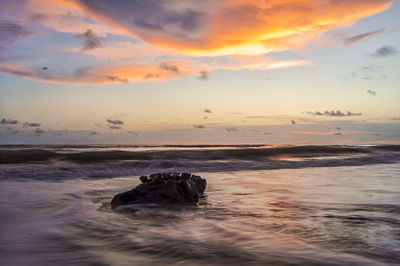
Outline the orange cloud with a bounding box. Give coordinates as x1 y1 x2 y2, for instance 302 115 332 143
38 0 392 55
210 55 310 71
0 56 308 84
0 0 392 84
0 61 205 84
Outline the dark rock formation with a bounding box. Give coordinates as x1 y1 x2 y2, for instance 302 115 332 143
110 173 206 208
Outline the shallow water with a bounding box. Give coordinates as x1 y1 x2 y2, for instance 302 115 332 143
1 163 400 265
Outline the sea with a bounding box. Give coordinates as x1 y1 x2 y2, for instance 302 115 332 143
1 144 399 265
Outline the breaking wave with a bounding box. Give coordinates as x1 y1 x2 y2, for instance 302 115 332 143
0 144 399 180
0 144 390 163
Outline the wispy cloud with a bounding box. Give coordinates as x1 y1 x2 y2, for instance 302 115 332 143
193 124 207 129
23 122 41 127
109 125 121 130
244 116 269 119
52 131 63 136
361 65 386 75
338 65 387 81
106 119 124 125
0 60 204 84
7 128 19 135
293 131 340 135
127 130 138 136
0 20 30 45
342 29 384 45
306 111 362 117
106 75 128 83
226 127 238 132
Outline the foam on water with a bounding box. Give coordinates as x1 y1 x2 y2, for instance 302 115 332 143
1 145 400 265
1 164 399 265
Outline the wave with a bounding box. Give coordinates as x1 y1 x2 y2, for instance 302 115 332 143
0 144 266 150
0 145 380 164
1 145 399 180
0 149 57 163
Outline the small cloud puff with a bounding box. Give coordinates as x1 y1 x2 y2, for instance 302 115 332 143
1 118 18 125
76 29 103 50
106 119 124 125
159 62 180 74
197 70 208 80
193 124 207 129
371 46 397 57
34 128 44 135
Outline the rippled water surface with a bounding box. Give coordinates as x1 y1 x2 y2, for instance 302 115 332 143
1 163 400 265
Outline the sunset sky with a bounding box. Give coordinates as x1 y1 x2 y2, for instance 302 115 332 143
0 0 399 144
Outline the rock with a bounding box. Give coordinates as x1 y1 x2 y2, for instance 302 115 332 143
110 173 206 209
191 175 206 194
139 176 148 183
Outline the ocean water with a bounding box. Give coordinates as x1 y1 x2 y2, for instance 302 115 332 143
1 144 400 265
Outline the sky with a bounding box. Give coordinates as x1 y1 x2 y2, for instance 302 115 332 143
0 0 399 145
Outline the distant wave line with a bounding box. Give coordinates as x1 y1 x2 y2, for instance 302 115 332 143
1 145 399 164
